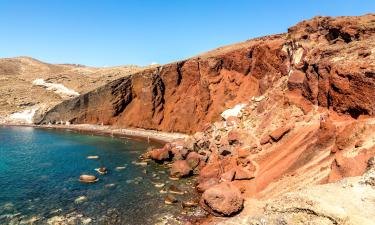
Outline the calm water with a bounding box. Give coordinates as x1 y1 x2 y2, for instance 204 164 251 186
0 127 202 225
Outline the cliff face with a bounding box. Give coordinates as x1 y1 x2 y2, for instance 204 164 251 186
37 14 375 134
37 35 288 133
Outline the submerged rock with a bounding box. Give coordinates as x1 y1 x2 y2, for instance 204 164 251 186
182 199 199 208
168 185 184 195
74 196 87 204
115 166 126 171
164 194 178 205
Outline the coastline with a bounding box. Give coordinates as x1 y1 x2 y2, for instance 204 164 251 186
0 123 189 145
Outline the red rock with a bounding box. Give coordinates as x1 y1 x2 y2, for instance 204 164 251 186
170 160 192 178
288 70 306 91
196 178 220 192
317 117 337 148
186 152 201 169
226 116 240 127
200 182 244 216
234 166 255 180
269 125 293 142
40 15 375 133
220 169 236 182
237 148 250 158
199 161 221 180
228 130 241 145
149 148 171 162
260 135 271 145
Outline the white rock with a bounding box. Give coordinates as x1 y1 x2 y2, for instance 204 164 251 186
32 79 79 98
221 104 247 120
9 108 37 124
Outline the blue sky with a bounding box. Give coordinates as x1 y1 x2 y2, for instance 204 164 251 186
0 1 374 67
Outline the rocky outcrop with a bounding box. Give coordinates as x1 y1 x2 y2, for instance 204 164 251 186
214 157 375 225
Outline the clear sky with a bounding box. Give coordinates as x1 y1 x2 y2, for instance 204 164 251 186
0 1 374 67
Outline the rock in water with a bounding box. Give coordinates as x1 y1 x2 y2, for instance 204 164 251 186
79 175 98 183
149 148 171 162
164 194 178 204
186 152 201 169
95 167 108 175
201 182 244 216
170 160 192 178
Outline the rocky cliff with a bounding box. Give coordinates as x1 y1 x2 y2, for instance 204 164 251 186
37 15 375 135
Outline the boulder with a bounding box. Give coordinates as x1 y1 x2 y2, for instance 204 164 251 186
79 175 98 183
270 125 293 142
234 166 255 180
200 182 244 216
199 161 221 180
186 152 201 169
260 135 271 145
228 130 240 145
170 160 192 178
149 148 171 162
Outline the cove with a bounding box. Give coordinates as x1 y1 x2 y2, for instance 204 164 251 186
0 126 201 224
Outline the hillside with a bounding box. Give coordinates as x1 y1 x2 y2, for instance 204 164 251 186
0 56 151 123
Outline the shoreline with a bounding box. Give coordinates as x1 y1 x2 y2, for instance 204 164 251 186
0 123 189 145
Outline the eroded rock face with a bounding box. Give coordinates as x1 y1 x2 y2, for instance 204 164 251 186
38 16 374 134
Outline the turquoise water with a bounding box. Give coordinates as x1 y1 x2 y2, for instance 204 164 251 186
0 126 201 224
